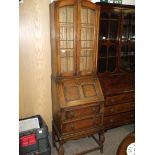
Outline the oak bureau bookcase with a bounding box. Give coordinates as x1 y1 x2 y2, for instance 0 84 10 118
96 3 135 130
50 0 104 154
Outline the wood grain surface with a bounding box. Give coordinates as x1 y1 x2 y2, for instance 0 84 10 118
19 0 52 130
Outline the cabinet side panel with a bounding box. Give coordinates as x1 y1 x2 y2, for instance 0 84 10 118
51 78 61 130
50 3 57 77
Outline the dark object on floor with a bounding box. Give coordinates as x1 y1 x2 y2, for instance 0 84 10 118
117 132 135 155
19 115 51 155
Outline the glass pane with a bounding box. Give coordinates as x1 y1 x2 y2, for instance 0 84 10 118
80 50 93 72
60 41 66 48
122 14 132 40
109 20 119 39
60 27 67 40
129 44 135 70
80 55 86 71
131 14 135 40
80 7 95 73
100 11 109 19
111 13 119 19
59 7 66 23
108 45 117 57
99 20 108 40
120 44 129 70
67 27 73 40
81 27 87 40
59 6 74 74
98 58 106 73
99 45 107 57
108 57 116 72
67 7 73 23
61 57 67 72
81 41 94 48
68 57 73 71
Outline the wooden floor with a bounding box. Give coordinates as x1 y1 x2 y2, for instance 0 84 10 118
49 124 135 155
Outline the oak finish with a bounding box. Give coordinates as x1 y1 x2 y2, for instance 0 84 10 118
96 3 135 130
50 0 104 155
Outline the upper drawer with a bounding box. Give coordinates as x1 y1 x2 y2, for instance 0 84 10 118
64 103 102 122
104 102 135 116
105 92 134 106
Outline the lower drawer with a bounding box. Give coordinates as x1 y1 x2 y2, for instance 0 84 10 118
62 115 102 134
104 102 135 116
104 111 134 129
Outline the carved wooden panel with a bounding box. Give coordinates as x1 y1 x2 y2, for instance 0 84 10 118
64 86 80 101
82 84 97 98
58 77 104 108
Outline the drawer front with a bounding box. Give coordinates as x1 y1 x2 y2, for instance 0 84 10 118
106 92 134 106
104 111 135 129
65 104 101 121
62 115 102 134
104 102 135 116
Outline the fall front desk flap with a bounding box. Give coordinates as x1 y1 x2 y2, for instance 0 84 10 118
56 77 104 108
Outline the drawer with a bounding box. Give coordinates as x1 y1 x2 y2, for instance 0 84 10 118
106 92 134 106
104 102 135 116
64 104 101 121
62 115 102 134
104 111 135 129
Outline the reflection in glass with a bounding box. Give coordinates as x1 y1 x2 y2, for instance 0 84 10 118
109 45 116 57
99 45 107 57
109 20 118 39
98 58 106 73
100 20 108 40
108 57 116 72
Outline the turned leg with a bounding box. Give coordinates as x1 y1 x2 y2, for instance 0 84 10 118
99 132 105 153
58 143 64 155
52 129 56 147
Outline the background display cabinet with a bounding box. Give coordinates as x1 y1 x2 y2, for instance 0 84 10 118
96 3 135 130
50 0 104 154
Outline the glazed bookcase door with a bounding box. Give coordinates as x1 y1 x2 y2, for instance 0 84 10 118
57 0 76 76
98 9 120 74
78 1 99 75
120 10 135 72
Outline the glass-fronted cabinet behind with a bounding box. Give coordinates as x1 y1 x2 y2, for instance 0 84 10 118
98 10 119 74
120 11 135 72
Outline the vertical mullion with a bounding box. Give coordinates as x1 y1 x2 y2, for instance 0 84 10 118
76 0 80 74
86 8 88 71
66 7 68 72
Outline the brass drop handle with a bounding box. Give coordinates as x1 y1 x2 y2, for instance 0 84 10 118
69 111 75 118
130 114 134 118
110 119 114 123
110 108 115 112
92 107 97 112
111 98 115 103
70 124 75 130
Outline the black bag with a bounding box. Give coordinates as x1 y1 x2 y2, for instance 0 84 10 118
19 115 51 155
